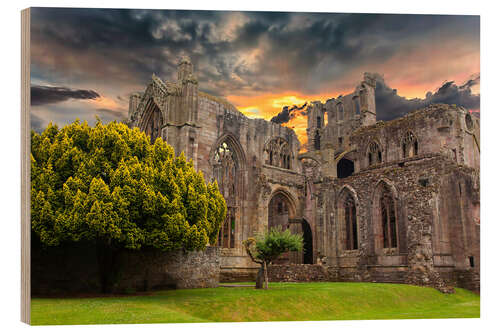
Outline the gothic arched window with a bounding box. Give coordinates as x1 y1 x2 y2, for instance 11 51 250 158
380 185 397 249
344 194 358 250
141 100 163 143
368 141 382 166
265 137 292 169
353 96 361 116
314 131 321 150
337 103 344 121
402 131 418 158
213 140 238 248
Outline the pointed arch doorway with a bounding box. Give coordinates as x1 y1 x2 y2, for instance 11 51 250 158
268 191 313 264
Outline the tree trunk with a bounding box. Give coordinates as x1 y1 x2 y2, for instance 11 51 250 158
263 261 269 290
256 265 264 289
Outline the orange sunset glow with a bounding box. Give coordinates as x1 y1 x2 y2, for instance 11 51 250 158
227 93 334 144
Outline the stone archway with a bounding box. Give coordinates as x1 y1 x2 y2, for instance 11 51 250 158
267 190 313 264
268 192 295 231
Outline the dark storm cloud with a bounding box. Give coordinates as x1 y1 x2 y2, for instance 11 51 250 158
273 75 480 125
31 8 479 98
31 85 100 106
374 74 480 121
271 102 308 124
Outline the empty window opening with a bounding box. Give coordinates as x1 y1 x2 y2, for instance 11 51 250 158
465 113 474 131
218 207 236 248
265 137 292 169
213 139 240 249
337 158 354 179
402 131 418 158
368 141 382 166
344 194 358 250
338 103 344 121
354 97 361 116
381 187 397 249
188 137 195 160
419 178 429 187
314 131 321 150
469 256 475 268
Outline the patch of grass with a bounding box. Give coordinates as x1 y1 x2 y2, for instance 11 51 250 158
31 282 480 325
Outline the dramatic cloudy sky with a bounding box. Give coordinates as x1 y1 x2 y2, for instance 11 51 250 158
30 8 480 144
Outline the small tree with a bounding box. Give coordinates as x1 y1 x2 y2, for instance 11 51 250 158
243 228 303 289
31 119 227 293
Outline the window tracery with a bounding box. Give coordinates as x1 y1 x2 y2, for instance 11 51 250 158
264 137 292 169
343 194 358 250
367 141 382 166
213 140 238 248
380 185 397 249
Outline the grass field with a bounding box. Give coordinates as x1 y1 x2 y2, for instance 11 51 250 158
31 282 480 325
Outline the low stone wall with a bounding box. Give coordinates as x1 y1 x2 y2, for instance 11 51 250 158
439 269 480 293
220 268 258 282
32 239 220 295
266 264 479 293
268 264 338 282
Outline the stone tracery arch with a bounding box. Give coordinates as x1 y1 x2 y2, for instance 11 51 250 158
264 137 292 169
337 186 360 252
367 140 382 166
211 133 246 249
139 98 163 143
401 130 419 158
370 179 406 255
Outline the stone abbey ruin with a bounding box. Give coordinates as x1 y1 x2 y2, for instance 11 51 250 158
128 57 480 292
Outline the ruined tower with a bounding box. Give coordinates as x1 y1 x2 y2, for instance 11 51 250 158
358 72 377 127
306 101 325 151
306 73 377 153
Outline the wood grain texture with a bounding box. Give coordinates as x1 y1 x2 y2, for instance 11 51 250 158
21 7 31 325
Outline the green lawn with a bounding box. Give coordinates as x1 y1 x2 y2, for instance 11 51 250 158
31 282 480 325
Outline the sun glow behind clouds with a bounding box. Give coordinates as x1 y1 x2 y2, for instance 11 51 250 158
226 92 335 146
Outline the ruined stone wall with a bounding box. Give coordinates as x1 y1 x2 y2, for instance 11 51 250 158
349 104 480 171
268 264 338 282
31 240 220 295
311 155 479 291
193 92 304 280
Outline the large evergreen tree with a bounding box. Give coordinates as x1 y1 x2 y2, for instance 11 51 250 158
31 120 226 292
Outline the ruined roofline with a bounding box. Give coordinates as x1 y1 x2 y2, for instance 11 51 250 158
351 103 472 136
198 91 299 139
198 91 240 114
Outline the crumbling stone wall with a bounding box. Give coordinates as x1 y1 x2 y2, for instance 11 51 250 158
299 102 480 292
267 264 338 282
31 240 220 295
